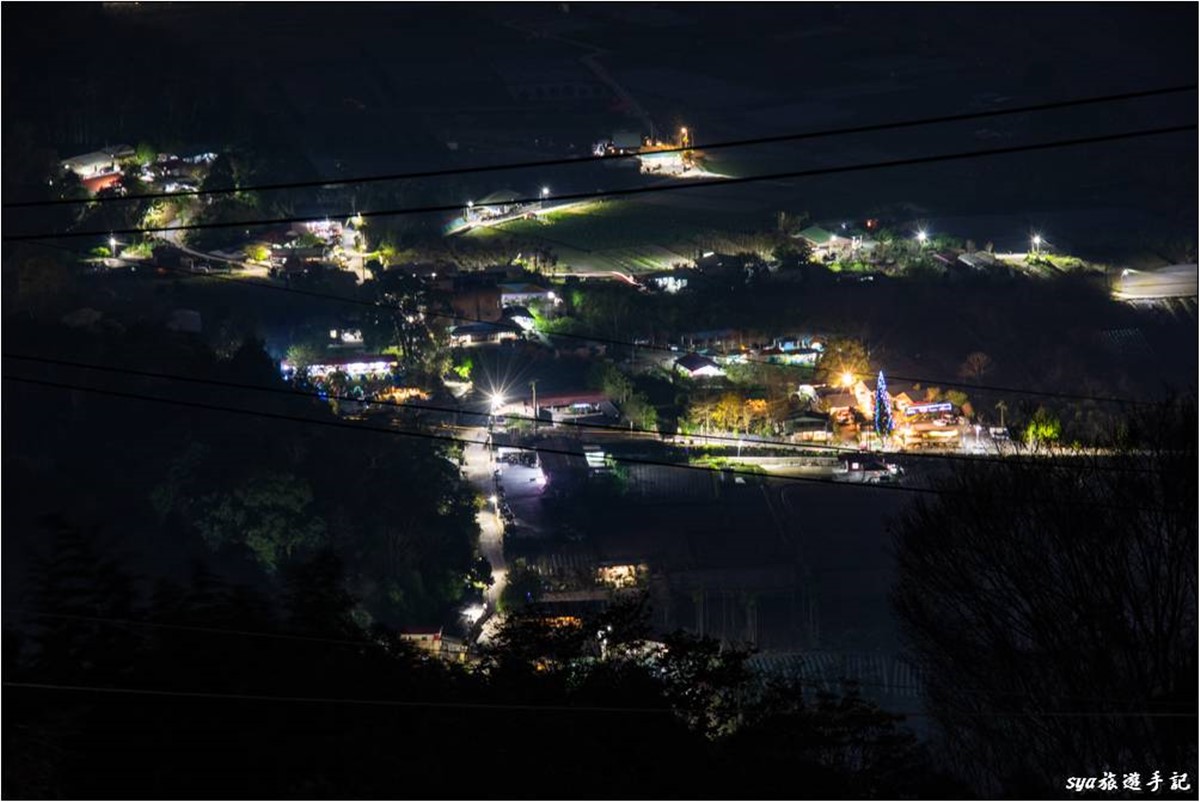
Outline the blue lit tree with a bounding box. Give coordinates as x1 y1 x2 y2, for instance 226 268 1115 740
874 371 894 441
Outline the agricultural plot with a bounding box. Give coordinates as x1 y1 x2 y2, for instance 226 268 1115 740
479 197 769 275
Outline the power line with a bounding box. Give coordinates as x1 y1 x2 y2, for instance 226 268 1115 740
3 373 1173 511
13 240 1157 407
8 84 1194 209
5 681 1191 719
0 372 942 497
6 123 1194 243
17 612 1194 712
2 353 1163 475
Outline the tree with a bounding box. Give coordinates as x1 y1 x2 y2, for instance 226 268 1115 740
1023 406 1061 446
891 399 1197 796
713 393 748 434
873 371 894 439
600 363 633 404
685 396 717 436
959 351 993 382
452 355 473 382
245 243 270 262
201 153 240 194
499 559 544 612
994 399 1008 428
284 342 324 372
815 337 870 385
744 398 770 434
134 142 158 167
196 471 327 572
11 249 75 317
772 239 812 268
623 392 658 432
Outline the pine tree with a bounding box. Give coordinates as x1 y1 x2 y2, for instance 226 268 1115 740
874 371 894 440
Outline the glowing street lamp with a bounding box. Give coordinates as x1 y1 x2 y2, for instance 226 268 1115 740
108 235 117 256
1031 234 1042 254
916 230 928 246
489 392 505 413
840 371 855 388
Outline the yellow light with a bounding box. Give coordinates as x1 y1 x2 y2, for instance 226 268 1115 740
841 372 855 388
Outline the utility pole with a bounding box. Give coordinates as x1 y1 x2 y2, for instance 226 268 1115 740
530 379 538 435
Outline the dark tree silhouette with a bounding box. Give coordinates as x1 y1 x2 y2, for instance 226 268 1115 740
891 398 1198 796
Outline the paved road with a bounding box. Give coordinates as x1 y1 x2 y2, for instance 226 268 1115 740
155 220 270 278
1113 263 1198 301
444 199 598 236
459 424 507 644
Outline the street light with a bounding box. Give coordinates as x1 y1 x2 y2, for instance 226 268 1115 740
840 371 855 388
1031 234 1042 254
489 392 505 413
108 235 117 257
916 230 928 245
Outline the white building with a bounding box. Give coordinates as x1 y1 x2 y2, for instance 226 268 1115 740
60 145 135 178
674 353 725 378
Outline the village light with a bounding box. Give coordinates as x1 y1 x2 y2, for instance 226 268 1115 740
840 371 855 388
916 230 928 245
541 186 550 198
462 604 486 625
1031 234 1042 254
489 392 505 412
108 235 117 252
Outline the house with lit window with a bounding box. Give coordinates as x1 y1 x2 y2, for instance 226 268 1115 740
674 352 725 378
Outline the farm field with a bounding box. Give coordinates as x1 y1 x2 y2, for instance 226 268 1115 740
468 196 774 275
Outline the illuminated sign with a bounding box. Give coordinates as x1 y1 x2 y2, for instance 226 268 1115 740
907 402 953 415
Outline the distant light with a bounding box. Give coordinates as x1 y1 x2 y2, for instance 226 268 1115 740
467 200 474 207
547 291 556 301
489 392 505 412
462 604 486 625
1032 235 1041 245
488 494 498 505
841 371 855 388
916 231 928 243
541 186 550 197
